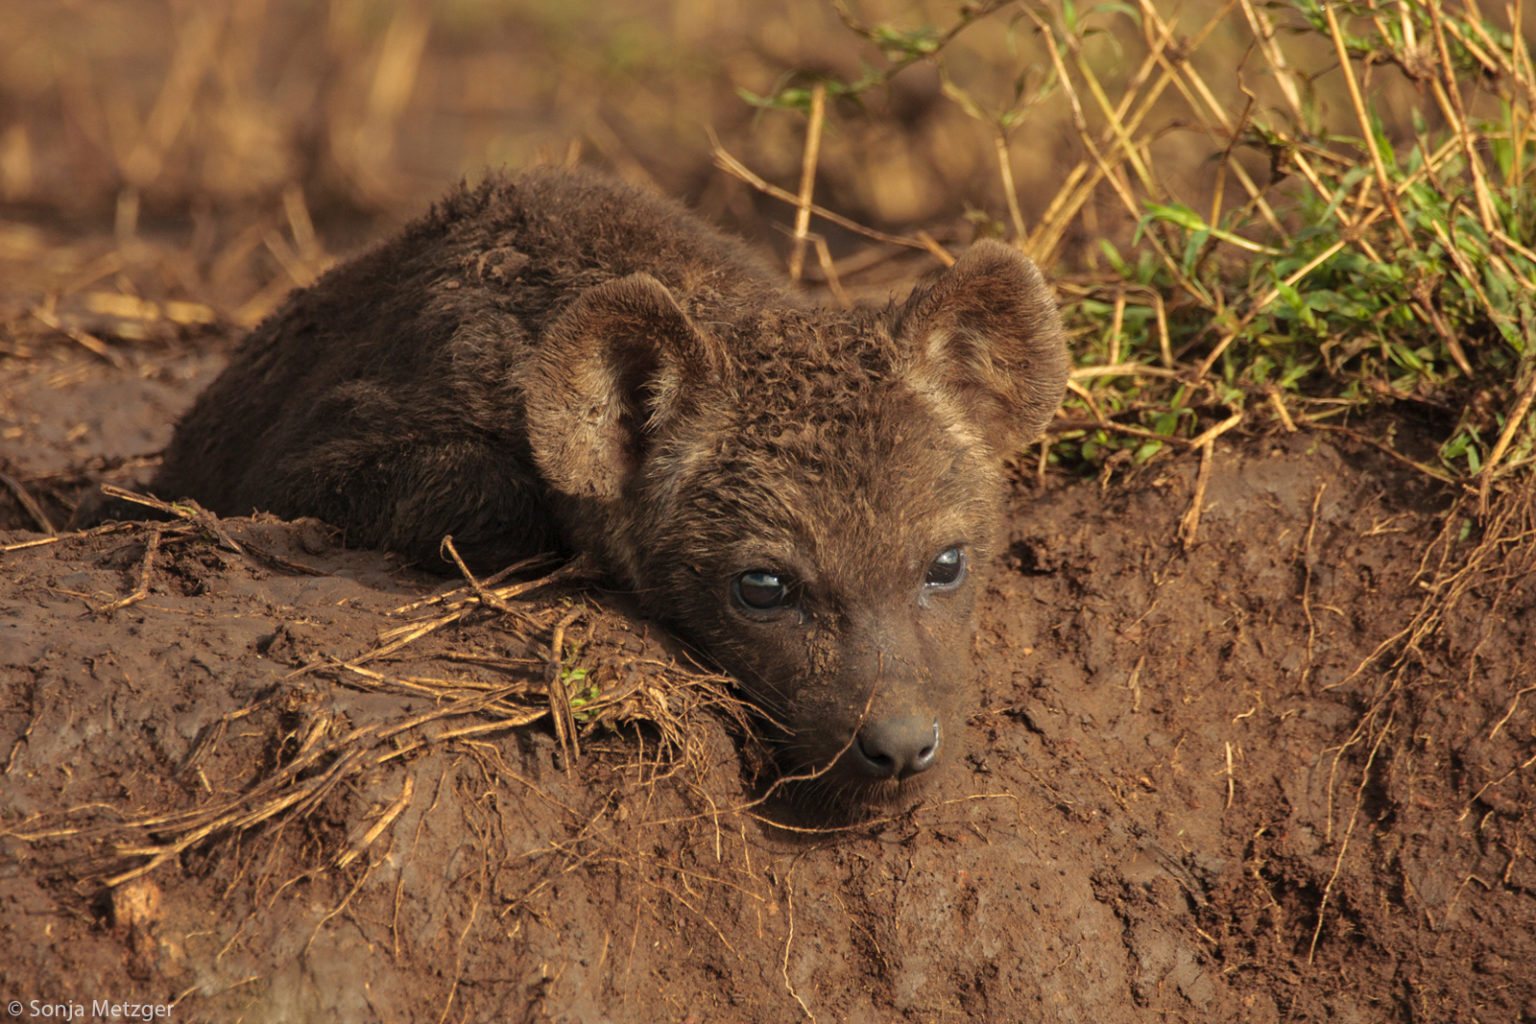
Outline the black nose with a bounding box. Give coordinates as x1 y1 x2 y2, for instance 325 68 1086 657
853 717 941 779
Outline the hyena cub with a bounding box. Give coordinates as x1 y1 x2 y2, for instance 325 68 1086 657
153 167 1069 803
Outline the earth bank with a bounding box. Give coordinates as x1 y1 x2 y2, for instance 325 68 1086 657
3 320 1533 1021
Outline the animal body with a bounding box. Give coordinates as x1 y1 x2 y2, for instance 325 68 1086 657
154 167 1069 803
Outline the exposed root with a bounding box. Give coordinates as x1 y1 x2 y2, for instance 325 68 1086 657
1299 482 1326 690
1307 478 1536 959
1178 440 1213 549
94 526 162 615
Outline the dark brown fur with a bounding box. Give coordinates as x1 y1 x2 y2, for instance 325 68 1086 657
154 167 1069 804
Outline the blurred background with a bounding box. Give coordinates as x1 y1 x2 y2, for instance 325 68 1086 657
0 0 1469 290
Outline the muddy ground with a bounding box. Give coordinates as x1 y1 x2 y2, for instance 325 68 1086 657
3 236 1535 1024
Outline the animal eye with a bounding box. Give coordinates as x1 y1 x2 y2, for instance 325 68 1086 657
733 569 791 611
924 547 967 589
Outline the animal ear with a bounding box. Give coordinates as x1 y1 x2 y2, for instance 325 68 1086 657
896 240 1069 456
521 273 718 501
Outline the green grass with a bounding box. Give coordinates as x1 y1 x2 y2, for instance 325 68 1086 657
743 0 1536 492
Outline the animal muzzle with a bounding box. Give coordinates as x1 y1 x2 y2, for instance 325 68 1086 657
851 716 941 779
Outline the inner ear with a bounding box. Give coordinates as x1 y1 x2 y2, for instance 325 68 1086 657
896 240 1069 455
519 273 719 502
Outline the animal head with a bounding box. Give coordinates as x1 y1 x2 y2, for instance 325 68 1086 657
519 241 1069 805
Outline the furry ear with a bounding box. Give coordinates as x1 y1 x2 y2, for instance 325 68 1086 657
896 240 1069 455
520 274 719 501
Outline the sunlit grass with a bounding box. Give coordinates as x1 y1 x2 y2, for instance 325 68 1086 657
742 0 1535 496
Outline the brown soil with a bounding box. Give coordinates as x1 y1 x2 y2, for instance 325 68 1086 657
4 256 1535 1024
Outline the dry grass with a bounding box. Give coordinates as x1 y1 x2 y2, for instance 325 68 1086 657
2 500 752 887
741 0 1535 494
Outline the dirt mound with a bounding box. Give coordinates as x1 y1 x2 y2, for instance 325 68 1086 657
4 334 1533 1022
